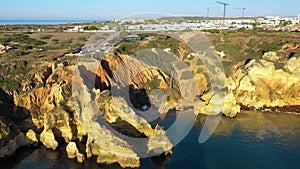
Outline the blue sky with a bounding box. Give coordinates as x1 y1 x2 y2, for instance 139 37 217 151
1 0 299 20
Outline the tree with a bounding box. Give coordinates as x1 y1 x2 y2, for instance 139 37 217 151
88 26 98 30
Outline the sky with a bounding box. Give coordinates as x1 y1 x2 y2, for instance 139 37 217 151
0 0 299 20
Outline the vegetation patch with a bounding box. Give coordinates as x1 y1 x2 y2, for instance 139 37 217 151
40 35 53 40
0 79 20 91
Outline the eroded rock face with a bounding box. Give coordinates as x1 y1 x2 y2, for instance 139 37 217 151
26 129 38 145
0 54 176 167
231 57 300 111
0 117 38 157
1 47 242 166
194 89 240 118
95 90 173 156
0 117 26 157
9 48 300 168
72 82 141 168
66 142 84 163
262 52 279 62
0 88 31 157
40 129 58 150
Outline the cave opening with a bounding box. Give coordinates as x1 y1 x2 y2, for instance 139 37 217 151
128 84 151 112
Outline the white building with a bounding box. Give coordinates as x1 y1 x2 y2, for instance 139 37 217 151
70 26 84 32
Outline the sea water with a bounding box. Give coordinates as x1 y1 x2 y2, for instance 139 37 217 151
0 20 105 25
3 111 300 169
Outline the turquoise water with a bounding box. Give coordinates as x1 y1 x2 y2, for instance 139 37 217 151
4 111 300 169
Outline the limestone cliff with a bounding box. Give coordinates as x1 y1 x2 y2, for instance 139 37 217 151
231 56 300 113
0 53 177 167
2 39 299 168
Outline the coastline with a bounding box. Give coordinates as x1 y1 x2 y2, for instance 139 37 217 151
2 110 300 169
0 20 106 26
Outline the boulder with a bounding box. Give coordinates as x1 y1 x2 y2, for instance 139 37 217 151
25 129 38 145
39 129 58 150
66 142 84 163
262 52 279 62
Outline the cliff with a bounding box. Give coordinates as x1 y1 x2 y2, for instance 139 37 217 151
231 56 300 113
0 52 175 167
1 30 300 168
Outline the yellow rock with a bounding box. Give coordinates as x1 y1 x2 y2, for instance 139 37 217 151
25 129 38 145
40 129 58 150
232 57 300 109
66 142 84 163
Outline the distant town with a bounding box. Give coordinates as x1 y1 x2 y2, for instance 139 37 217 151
64 15 300 33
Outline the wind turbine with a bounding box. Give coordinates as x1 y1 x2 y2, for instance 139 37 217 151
216 1 229 27
235 8 247 24
206 7 218 23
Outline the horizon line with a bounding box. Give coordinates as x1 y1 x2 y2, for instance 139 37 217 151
0 14 299 22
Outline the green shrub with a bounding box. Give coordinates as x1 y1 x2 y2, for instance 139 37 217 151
0 37 11 43
161 40 178 54
16 60 27 70
52 39 59 44
3 80 20 91
10 34 46 46
60 39 73 47
20 45 33 50
117 43 138 54
77 37 87 42
36 83 44 88
40 45 64 51
60 99 68 106
9 60 27 75
9 50 27 57
51 74 58 80
215 41 242 59
87 25 98 30
54 60 61 69
245 48 257 57
40 35 53 40
258 42 280 53
196 60 202 66
207 29 220 34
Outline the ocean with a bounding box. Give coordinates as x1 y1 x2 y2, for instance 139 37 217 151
0 20 106 25
2 110 300 169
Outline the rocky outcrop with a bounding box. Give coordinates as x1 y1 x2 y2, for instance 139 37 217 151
0 117 24 157
26 129 38 145
0 51 177 168
279 43 299 52
0 117 38 157
194 89 240 118
0 44 12 54
262 52 280 62
66 142 84 163
72 83 141 168
39 129 58 150
5 40 300 168
231 57 300 112
95 90 173 156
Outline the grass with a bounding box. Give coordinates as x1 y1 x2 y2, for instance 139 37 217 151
215 41 242 59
